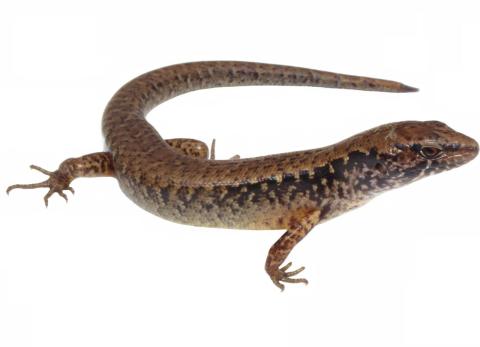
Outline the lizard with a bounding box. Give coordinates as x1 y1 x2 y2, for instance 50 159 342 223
7 61 478 290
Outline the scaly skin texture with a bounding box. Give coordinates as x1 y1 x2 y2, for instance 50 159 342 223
7 61 478 290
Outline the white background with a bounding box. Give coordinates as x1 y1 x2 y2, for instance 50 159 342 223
1 1 479 346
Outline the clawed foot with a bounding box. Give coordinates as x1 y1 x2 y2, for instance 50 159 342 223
6 164 74 207
268 262 308 291
209 139 240 160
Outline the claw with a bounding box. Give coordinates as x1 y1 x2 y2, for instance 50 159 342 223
58 191 68 202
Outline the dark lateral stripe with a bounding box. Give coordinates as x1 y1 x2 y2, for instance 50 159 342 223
145 147 390 212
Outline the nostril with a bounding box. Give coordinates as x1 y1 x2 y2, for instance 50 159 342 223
468 138 479 156
458 135 479 158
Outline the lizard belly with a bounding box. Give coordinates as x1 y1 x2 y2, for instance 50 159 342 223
117 167 372 230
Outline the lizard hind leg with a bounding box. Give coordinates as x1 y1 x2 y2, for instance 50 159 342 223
265 209 321 291
6 152 114 207
165 138 240 160
7 164 75 207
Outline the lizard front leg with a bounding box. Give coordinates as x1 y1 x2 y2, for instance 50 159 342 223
265 209 321 291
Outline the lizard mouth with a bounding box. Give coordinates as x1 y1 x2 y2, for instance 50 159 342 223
460 135 479 160
447 137 479 166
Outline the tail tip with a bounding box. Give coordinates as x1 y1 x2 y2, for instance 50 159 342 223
401 84 419 93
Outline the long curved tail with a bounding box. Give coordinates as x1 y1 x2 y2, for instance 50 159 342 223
103 61 417 153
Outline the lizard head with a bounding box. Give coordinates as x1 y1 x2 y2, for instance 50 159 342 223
371 121 478 187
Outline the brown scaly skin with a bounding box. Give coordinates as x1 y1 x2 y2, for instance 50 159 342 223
7 61 478 290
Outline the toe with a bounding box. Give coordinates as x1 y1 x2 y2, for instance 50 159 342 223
285 266 305 277
280 262 292 272
30 165 53 176
43 189 54 207
57 191 68 202
273 280 285 291
282 277 308 285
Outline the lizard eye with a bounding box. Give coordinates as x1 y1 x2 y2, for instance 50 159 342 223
419 146 443 159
